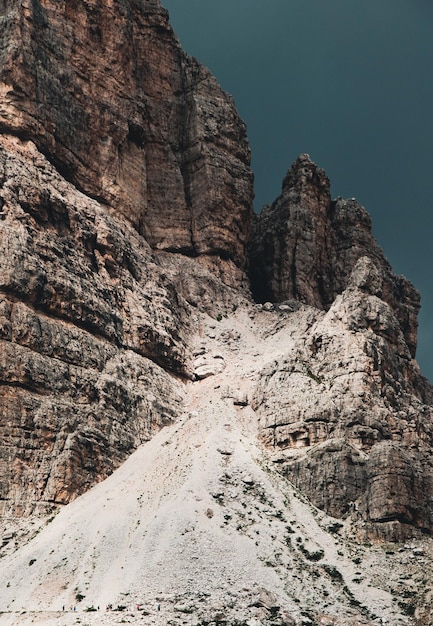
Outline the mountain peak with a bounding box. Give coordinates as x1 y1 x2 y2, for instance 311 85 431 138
1 2 433 624
0 0 253 267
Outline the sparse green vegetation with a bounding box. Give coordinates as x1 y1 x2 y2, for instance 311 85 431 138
273 509 285 520
300 546 325 562
327 522 343 533
398 600 415 616
322 563 343 582
305 366 323 384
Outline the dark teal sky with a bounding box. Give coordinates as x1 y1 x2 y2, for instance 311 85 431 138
162 0 433 382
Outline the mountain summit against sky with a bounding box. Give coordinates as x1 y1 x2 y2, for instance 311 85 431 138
1 1 433 624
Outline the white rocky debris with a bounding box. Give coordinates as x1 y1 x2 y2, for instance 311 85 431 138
0 304 430 626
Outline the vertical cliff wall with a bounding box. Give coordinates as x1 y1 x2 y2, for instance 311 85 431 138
0 0 253 266
0 0 253 514
250 156 433 540
1 0 433 545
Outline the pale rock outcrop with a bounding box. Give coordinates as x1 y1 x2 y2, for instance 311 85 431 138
253 257 433 539
221 386 249 406
193 352 226 380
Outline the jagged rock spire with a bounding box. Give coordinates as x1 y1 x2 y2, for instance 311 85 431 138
249 154 420 356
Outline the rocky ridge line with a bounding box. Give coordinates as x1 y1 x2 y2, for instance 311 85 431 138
249 154 420 357
0 0 433 556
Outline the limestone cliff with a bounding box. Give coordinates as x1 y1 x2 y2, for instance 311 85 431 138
3 1 433 623
249 154 420 356
0 0 253 267
0 135 189 514
252 258 433 540
250 157 433 540
0 0 253 515
0 0 433 553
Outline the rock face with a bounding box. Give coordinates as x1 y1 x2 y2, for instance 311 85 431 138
0 0 433 550
0 134 188 514
0 0 254 514
248 157 433 540
252 256 433 539
0 0 253 268
249 154 420 356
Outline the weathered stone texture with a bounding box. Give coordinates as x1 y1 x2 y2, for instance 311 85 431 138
249 154 420 356
0 0 256 513
0 135 187 514
253 258 433 538
1 0 433 547
0 0 253 268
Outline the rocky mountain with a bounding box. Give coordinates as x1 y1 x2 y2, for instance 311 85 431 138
1 0 433 624
0 0 252 516
249 154 420 357
0 0 253 266
249 155 433 541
